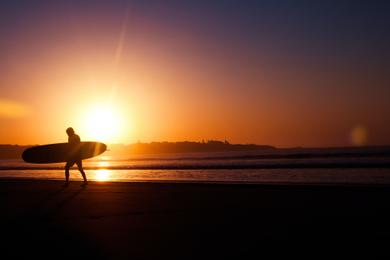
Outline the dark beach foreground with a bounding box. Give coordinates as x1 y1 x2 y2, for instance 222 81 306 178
1 179 390 259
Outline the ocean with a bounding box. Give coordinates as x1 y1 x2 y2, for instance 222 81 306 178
1 147 389 185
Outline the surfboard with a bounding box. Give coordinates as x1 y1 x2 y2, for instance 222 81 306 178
22 142 107 163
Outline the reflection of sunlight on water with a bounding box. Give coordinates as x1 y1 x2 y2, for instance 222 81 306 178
95 155 112 161
95 169 111 181
94 161 111 181
98 161 110 167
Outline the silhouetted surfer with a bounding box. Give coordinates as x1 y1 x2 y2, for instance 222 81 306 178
64 127 88 187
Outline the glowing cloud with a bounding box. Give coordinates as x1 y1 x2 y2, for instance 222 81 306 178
0 99 31 118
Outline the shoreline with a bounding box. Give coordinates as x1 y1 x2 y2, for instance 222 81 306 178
2 177 390 188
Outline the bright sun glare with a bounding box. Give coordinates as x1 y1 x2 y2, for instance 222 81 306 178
81 105 123 143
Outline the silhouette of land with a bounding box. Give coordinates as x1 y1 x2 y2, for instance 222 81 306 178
3 142 390 161
111 140 274 155
0 141 274 159
0 145 28 159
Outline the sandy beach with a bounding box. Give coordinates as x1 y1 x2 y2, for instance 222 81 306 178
1 179 390 259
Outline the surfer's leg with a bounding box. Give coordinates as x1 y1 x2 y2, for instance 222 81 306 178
64 162 71 183
77 161 88 183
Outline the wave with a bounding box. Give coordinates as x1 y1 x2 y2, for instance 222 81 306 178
1 161 389 170
103 147 390 162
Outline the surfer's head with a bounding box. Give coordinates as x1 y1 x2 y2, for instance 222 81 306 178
66 127 75 136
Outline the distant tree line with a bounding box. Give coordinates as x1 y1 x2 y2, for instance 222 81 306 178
115 140 275 154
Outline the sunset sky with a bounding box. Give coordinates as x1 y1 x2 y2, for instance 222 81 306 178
0 0 389 147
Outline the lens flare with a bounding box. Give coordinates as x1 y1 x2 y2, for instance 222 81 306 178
350 125 367 146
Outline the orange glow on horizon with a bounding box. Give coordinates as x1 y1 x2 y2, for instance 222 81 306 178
0 99 31 119
0 3 389 147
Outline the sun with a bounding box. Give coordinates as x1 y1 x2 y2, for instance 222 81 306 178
81 105 123 143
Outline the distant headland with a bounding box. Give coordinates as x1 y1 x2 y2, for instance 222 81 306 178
0 140 275 159
110 140 275 155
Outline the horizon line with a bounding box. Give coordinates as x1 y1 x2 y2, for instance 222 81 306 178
1 141 390 150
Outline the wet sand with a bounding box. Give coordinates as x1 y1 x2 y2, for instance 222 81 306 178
1 179 390 259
